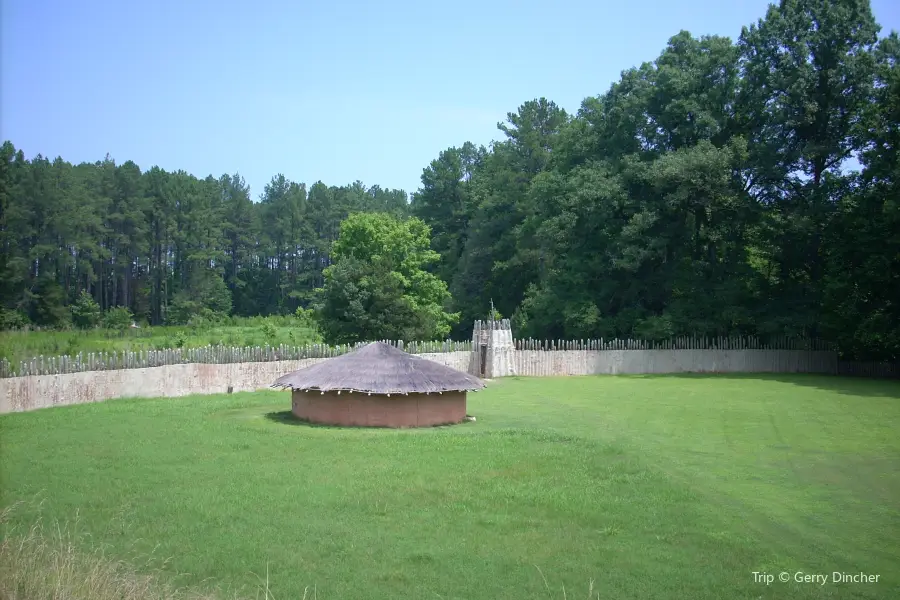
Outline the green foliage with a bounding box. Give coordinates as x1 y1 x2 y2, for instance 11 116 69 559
173 331 187 349
293 306 316 329
315 213 459 344
0 316 321 364
0 309 29 331
29 279 71 328
0 143 410 330
164 297 196 327
406 1 896 359
70 291 102 330
821 33 900 360
102 306 133 331
166 274 233 326
260 321 277 343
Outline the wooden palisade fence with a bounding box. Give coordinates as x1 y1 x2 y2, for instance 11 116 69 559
0 335 896 379
512 336 897 379
513 336 836 351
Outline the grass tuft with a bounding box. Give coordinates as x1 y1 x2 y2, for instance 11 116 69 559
0 502 274 600
0 502 599 600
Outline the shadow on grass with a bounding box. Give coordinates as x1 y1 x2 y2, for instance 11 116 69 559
626 372 900 398
263 410 476 432
263 410 344 429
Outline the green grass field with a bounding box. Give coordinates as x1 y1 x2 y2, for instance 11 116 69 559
0 315 320 364
2 374 899 599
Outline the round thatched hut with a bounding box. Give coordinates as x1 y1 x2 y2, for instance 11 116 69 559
271 342 485 428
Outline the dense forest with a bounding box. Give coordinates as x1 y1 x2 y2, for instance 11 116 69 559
0 152 410 326
1 0 898 361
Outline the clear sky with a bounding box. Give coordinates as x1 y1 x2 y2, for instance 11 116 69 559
2 0 898 200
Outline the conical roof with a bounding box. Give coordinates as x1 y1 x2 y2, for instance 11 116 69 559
272 342 485 394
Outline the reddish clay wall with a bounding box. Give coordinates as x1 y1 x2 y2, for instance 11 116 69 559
291 390 466 428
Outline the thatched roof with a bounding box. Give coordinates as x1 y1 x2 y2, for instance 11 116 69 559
271 342 485 394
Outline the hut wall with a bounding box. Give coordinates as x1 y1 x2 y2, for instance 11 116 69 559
291 390 466 428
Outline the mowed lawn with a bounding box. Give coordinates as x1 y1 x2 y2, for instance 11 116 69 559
1 374 899 599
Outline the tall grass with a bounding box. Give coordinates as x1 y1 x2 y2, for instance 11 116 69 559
0 503 277 600
0 503 597 600
0 316 321 364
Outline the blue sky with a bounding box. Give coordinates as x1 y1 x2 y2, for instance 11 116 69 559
2 0 898 200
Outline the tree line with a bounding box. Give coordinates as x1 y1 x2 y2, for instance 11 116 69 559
0 148 409 328
409 0 899 362
1 0 897 361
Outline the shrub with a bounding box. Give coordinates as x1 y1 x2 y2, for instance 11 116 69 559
633 314 675 341
70 292 102 330
103 307 134 331
294 307 316 329
173 331 187 349
64 336 81 357
165 296 196 326
0 308 29 330
261 322 277 344
187 315 207 330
